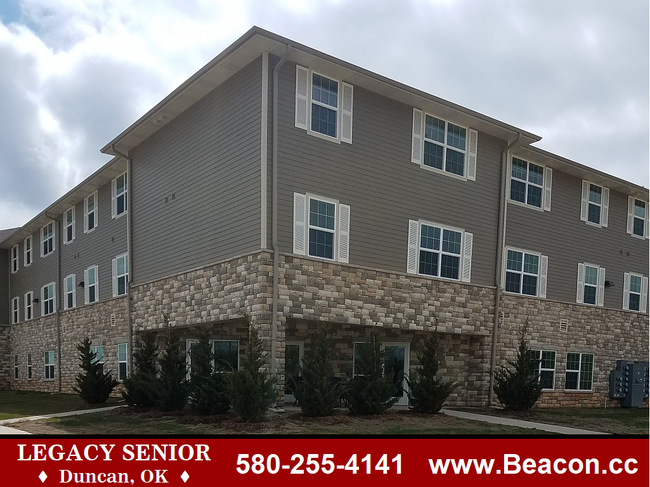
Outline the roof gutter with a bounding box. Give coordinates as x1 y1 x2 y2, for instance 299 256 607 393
488 133 523 406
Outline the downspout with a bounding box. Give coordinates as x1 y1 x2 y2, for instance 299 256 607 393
271 45 292 384
45 211 61 392
488 133 522 406
111 147 133 378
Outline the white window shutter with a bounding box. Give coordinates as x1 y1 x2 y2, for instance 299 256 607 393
576 263 585 304
293 193 307 255
641 277 648 313
411 108 423 164
627 196 634 234
539 255 548 298
39 228 43 257
295 65 309 130
72 208 75 241
406 220 419 274
543 167 553 211
601 187 609 227
467 129 478 181
340 82 353 144
337 203 350 263
111 179 116 219
83 198 88 233
580 180 589 222
646 213 649 240
597 267 606 307
500 248 507 288
84 268 89 304
622 272 631 310
461 232 473 283
111 258 117 297
41 288 45 316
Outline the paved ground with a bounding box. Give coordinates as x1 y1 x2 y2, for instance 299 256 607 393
0 405 608 435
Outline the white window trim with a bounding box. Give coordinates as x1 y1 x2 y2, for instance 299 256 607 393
89 345 104 365
24 236 32 267
295 65 353 144
40 222 55 258
63 207 76 244
576 263 605 307
84 265 99 305
531 349 556 391
42 282 56 316
213 339 240 373
502 247 548 298
112 253 129 297
27 353 32 380
11 297 19 324
623 272 648 313
565 352 594 392
84 191 98 233
64 274 76 310
44 350 55 381
627 196 649 240
24 291 33 321
580 180 609 228
118 343 129 381
508 156 552 212
112 173 128 219
11 245 19 274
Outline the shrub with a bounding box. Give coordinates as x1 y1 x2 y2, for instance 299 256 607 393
188 330 230 415
74 337 118 404
293 326 341 417
228 327 275 422
153 328 188 412
493 324 543 411
122 333 159 408
346 330 398 415
406 332 457 413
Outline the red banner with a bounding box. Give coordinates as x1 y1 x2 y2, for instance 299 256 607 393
0 437 646 486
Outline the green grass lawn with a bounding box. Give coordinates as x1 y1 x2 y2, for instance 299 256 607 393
0 390 122 420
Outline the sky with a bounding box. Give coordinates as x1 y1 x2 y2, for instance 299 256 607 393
0 0 647 230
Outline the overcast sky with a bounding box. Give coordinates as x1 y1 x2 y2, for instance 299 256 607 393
0 0 647 230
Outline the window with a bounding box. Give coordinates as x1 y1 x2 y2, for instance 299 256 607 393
509 157 552 211
11 245 18 273
24 236 32 266
14 355 18 379
295 65 353 143
24 292 33 320
407 220 473 283
90 346 104 373
627 197 648 239
531 350 556 390
84 191 98 232
504 248 548 298
112 173 128 218
580 181 609 227
576 263 604 306
11 297 19 324
565 353 593 391
118 343 128 380
84 265 99 304
624 273 648 313
112 254 128 297
293 193 350 264
27 353 32 379
411 109 478 181
42 282 56 316
40 222 55 257
64 207 75 244
44 351 55 380
214 340 239 372
64 275 76 310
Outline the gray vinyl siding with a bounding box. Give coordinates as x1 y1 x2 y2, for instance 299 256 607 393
130 57 263 284
0 249 8 324
275 61 504 286
506 169 648 309
8 182 127 322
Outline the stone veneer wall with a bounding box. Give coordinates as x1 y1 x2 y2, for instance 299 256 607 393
498 294 649 408
11 314 59 392
0 324 11 388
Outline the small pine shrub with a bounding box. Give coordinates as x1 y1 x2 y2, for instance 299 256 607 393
406 332 457 413
188 330 230 415
228 327 275 422
293 326 341 417
74 337 118 404
153 328 188 412
122 333 159 408
493 324 543 411
346 330 398 415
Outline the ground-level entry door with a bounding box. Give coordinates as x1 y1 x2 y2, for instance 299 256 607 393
384 343 410 406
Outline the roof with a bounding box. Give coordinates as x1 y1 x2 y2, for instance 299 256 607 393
0 227 19 245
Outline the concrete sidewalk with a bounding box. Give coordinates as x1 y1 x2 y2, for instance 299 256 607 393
0 405 123 435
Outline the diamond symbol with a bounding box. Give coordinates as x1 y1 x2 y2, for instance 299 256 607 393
180 471 190 483
39 471 47 483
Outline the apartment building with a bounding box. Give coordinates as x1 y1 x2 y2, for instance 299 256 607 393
1 27 647 407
